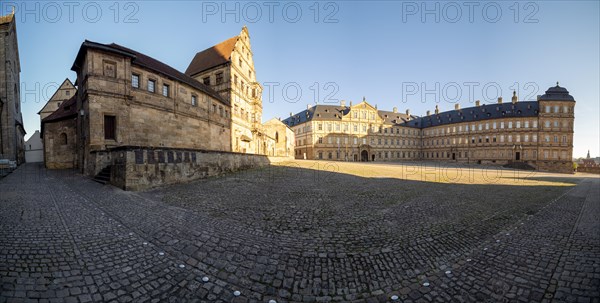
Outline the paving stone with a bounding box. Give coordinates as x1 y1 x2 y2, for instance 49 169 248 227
0 163 598 302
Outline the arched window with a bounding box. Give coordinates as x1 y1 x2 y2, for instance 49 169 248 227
59 133 67 145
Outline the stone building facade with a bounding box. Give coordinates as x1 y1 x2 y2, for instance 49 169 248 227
70 41 232 176
0 11 25 163
283 84 576 173
186 27 272 155
38 79 76 120
41 95 78 169
40 27 290 189
263 118 295 157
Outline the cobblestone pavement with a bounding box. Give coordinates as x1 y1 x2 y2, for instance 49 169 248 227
1 162 599 303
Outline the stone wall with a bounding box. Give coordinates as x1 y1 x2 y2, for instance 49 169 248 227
576 166 600 174
76 47 232 177
107 146 271 191
43 119 77 169
0 14 25 164
535 160 573 174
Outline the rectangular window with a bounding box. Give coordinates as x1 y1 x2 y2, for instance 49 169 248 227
132 74 139 88
191 95 198 106
508 121 513 129
203 77 210 85
148 79 156 93
162 84 170 97
216 72 223 84
516 121 521 128
104 115 116 140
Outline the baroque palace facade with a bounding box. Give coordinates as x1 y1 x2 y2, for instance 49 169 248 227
283 84 575 173
41 27 293 180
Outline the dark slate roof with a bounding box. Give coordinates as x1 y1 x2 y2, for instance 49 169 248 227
405 101 539 128
185 36 238 77
538 83 575 101
71 40 229 106
281 105 418 127
283 101 539 129
42 95 77 123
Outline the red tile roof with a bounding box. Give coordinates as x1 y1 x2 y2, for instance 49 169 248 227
41 95 77 123
185 36 238 77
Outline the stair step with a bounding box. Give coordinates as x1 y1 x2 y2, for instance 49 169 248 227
93 165 112 185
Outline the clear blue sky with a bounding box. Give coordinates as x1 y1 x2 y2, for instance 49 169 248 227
5 0 599 158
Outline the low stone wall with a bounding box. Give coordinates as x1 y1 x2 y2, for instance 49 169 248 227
577 166 600 174
107 147 271 191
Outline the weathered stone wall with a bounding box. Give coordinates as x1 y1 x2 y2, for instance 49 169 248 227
535 160 573 174
0 14 25 164
108 147 270 191
577 166 600 174
43 119 77 169
77 48 232 177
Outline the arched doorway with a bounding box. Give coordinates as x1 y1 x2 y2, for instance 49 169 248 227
361 150 369 162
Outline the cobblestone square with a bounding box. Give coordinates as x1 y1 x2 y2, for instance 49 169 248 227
1 162 599 302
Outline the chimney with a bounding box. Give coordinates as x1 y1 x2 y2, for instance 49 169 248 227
537 95 541 101
426 110 431 116
289 112 293 117
406 109 410 115
340 100 346 107
307 104 310 110
455 104 460 110
475 100 480 106
498 97 503 104
435 105 439 114
512 91 517 104
375 104 378 109
393 107 398 113
349 101 353 106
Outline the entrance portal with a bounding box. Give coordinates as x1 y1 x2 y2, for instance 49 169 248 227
515 152 521 161
452 153 456 160
361 150 369 162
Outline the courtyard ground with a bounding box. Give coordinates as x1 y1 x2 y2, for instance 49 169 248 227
0 161 599 303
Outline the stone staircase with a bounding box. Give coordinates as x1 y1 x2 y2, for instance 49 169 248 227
93 165 112 184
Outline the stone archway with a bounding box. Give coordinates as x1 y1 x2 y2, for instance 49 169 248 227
361 150 369 162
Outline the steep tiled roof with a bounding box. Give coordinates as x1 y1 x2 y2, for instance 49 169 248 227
42 95 77 123
282 105 418 127
283 101 539 129
404 101 539 128
185 36 238 77
71 40 229 106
